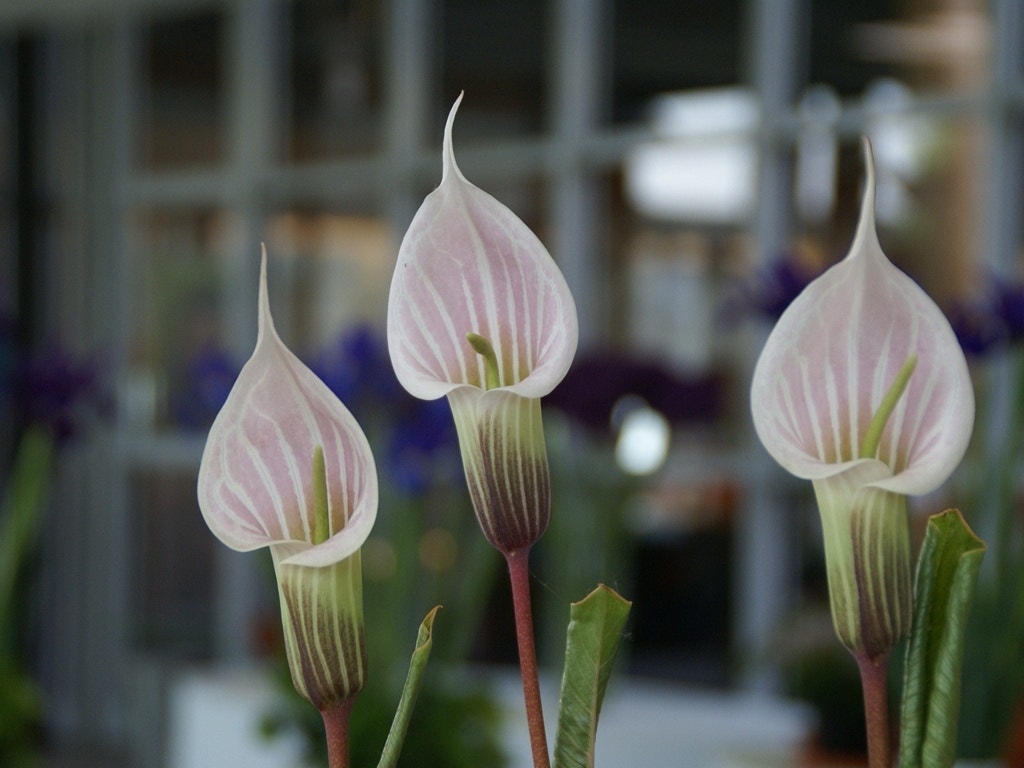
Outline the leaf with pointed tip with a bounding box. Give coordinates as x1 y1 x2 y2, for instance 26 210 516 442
553 585 631 768
899 509 986 768
376 606 441 768
0 427 53 656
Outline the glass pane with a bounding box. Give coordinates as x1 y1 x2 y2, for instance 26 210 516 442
286 0 385 161
619 90 755 392
622 105 988 317
794 117 985 305
610 0 742 125
809 0 990 97
130 468 217 657
136 11 227 169
539 168 742 683
263 178 546 357
628 520 734 683
436 0 545 142
263 209 397 354
124 208 236 432
488 176 546 239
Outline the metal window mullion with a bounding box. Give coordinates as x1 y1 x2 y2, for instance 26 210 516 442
225 0 277 351
747 0 803 264
35 19 139 745
382 0 433 230
736 0 806 693
29 30 91 740
85 21 137 740
548 0 606 347
982 0 1024 274
974 0 1024 530
212 0 280 664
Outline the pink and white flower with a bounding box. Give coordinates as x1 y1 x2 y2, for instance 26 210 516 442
198 250 376 707
750 140 974 657
387 95 578 555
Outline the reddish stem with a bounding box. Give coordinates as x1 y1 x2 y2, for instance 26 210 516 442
505 548 551 768
855 651 892 768
321 697 355 768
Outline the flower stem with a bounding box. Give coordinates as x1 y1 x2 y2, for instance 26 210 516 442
855 651 892 768
321 697 355 768
505 548 550 768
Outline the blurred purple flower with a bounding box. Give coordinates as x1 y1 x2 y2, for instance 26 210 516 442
0 328 109 444
312 324 458 494
725 251 823 322
176 323 457 491
173 345 241 430
20 347 105 440
310 323 403 411
546 350 725 435
947 299 1006 358
946 277 1024 358
995 280 1024 342
387 398 458 494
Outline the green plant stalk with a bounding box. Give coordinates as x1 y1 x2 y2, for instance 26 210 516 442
542 422 640 668
0 427 55 654
992 351 1024 588
373 491 423 671
0 428 54 671
376 606 440 768
958 350 1024 756
988 356 1024 734
506 548 550 768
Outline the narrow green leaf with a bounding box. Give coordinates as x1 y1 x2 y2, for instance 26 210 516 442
899 509 986 768
553 585 631 768
0 428 54 653
376 606 441 768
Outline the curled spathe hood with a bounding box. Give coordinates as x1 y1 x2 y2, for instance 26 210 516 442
198 249 378 568
387 94 578 405
751 139 974 496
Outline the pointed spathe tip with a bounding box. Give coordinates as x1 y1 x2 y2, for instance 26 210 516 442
442 92 465 183
860 136 876 213
848 136 880 261
258 244 273 343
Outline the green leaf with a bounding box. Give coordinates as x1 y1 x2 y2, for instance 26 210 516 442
553 585 631 768
899 509 986 768
0 654 43 753
0 428 54 655
376 605 440 768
